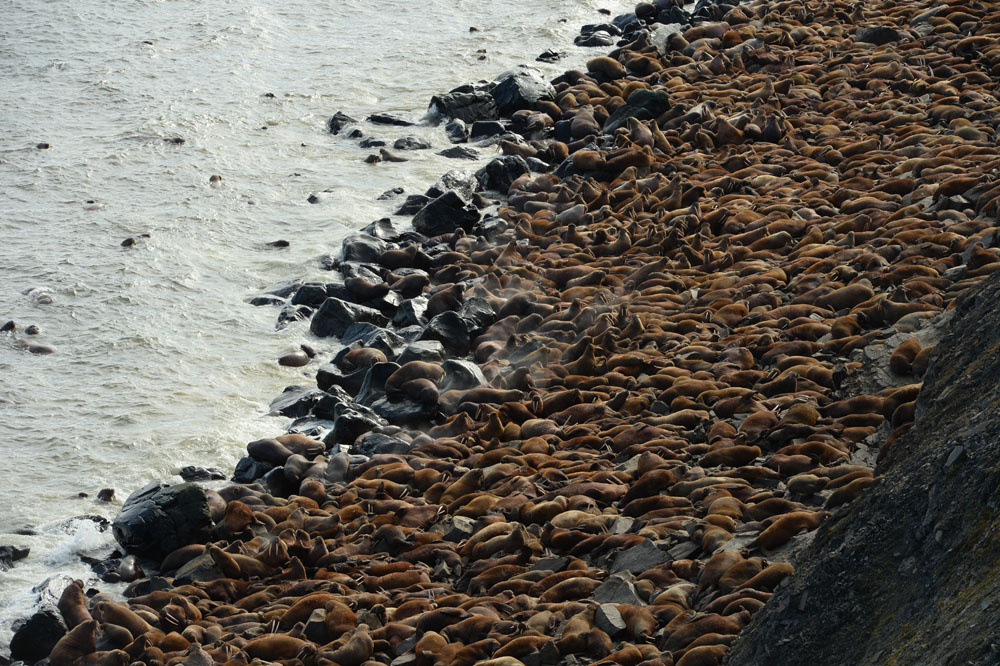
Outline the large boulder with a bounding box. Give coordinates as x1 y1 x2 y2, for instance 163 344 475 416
412 191 480 237
10 609 66 663
310 297 389 338
603 88 671 133
429 90 499 124
476 156 530 194
112 483 213 561
490 65 556 115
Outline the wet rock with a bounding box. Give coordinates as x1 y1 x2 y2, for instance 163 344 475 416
377 188 404 202
359 136 386 148
310 297 390 338
490 65 556 115
340 233 388 264
856 26 901 45
412 191 481 237
10 609 65 664
368 112 415 126
112 483 213 561
291 282 340 307
471 120 507 140
438 146 479 160
361 217 401 241
269 385 324 418
393 136 432 151
420 311 471 356
536 49 565 63
327 111 358 134
439 359 487 392
575 30 616 47
445 119 468 143
396 340 447 364
311 385 358 420
340 323 404 357
476 155 530 194
317 363 368 396
325 408 387 449
356 362 401 406
426 170 478 200
336 261 384 284
276 303 313 329
177 466 226 482
429 90 499 124
611 539 670 574
396 194 431 216
393 296 430 328
0 545 29 571
232 456 274 483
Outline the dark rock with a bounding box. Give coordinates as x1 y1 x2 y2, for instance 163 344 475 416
345 128 364 139
394 296 430 328
0 545 29 571
177 466 226 482
311 385 358 420
10 609 66 664
112 483 213 561
412 191 480 237
249 295 285 307
262 466 298 497
439 359 487 392
336 261 383 284
490 66 556 115
526 157 550 173
377 188 404 201
325 408 387 449
603 88 671 133
269 385 323 418
656 6 690 24
426 170 477 200
726 272 1000 666
292 282 337 307
359 136 386 148
340 323 404 357
397 340 447 364
317 363 368 396
856 26 901 45
445 119 468 143
362 218 401 242
475 156 530 193
470 121 507 140
353 432 412 457
232 456 274 483
356 362 401 406
368 112 414 126
259 279 302 299
371 397 435 425
575 30 616 47
327 111 358 134
395 194 431 216
593 573 643 605
340 234 387 264
393 136 432 151
310 298 389 338
420 311 471 356
530 555 569 572
428 90 499 124
459 297 496 334
438 146 479 160
536 49 565 63
277 304 313 329
611 539 670 574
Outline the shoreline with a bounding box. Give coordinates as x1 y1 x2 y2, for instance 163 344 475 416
12 0 1000 663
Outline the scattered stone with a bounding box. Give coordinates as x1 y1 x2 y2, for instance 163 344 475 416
595 604 627 637
412 191 480 237
393 136 432 151
178 466 226 482
611 539 670 574
9 609 65 663
594 573 643 605
310 298 390 338
368 112 414 126
438 146 479 160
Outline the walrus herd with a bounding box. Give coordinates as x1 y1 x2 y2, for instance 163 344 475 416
37 0 1000 664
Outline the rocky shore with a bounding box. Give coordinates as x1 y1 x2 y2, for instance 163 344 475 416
10 0 1000 664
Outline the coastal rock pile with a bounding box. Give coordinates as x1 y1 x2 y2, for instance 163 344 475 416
28 0 1000 664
